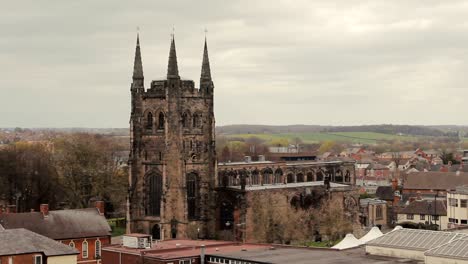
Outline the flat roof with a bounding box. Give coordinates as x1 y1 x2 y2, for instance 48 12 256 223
426 236 468 259
208 247 418 264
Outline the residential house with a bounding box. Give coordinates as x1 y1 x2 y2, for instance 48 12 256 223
402 171 468 196
447 186 468 228
396 199 448 230
0 201 111 264
0 228 78 264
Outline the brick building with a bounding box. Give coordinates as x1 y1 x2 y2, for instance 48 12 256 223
0 202 111 264
0 228 78 264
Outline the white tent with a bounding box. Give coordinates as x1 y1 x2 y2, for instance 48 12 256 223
332 234 363 250
359 227 384 244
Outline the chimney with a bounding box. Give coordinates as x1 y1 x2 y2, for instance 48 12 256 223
258 155 265 162
244 156 252 163
6 205 16 214
95 201 105 216
40 204 49 217
393 192 401 206
200 245 206 264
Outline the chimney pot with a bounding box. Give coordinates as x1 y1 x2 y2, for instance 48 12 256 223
40 204 49 217
95 201 105 216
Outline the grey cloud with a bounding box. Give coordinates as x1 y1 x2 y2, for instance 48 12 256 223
1 0 468 127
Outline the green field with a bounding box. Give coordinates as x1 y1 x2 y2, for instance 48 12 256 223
224 132 423 144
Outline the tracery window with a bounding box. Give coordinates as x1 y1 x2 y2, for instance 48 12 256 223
187 172 198 219
147 173 162 216
158 112 165 130
146 112 153 129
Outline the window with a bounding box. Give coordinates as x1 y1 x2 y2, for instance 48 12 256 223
146 112 153 129
420 214 425 220
461 199 468 208
158 112 165 130
95 240 101 258
461 219 468 225
449 198 459 207
69 241 75 248
180 260 191 264
376 205 383 220
449 218 455 223
192 114 201 128
287 173 294 183
182 112 189 128
82 241 88 259
407 214 414 220
186 172 198 219
432 215 439 221
147 173 163 216
34 256 42 264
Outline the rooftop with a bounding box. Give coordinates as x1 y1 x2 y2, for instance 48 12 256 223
404 171 468 190
425 235 468 259
398 199 447 216
367 228 465 251
0 208 111 240
227 181 351 191
0 228 78 257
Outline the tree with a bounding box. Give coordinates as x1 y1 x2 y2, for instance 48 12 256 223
53 133 128 211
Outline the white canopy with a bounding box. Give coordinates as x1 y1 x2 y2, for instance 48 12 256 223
332 233 363 250
359 227 384 244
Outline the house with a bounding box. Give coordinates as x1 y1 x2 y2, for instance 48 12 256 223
402 171 468 196
0 201 111 264
359 198 387 229
447 185 468 228
396 199 448 230
0 228 78 264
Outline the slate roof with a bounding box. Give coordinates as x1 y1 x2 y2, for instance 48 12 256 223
375 186 394 201
0 228 78 256
0 208 111 240
404 172 468 190
398 200 447 216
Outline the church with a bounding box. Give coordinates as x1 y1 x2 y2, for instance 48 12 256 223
127 34 360 242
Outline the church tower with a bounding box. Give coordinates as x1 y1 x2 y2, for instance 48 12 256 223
128 34 216 240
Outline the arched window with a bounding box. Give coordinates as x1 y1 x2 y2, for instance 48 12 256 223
152 224 161 240
69 241 75 248
262 168 273 185
182 112 189 128
316 171 324 181
146 112 153 129
187 172 198 220
287 173 294 183
147 173 162 216
95 240 101 258
274 169 283 184
220 201 234 230
82 241 88 259
335 170 344 182
158 112 165 130
251 170 259 185
376 205 383 220
192 114 200 128
307 172 314 182
297 173 304 182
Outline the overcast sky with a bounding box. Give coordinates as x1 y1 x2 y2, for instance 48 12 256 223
1 0 468 127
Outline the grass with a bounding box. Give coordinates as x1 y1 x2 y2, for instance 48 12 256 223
225 132 423 144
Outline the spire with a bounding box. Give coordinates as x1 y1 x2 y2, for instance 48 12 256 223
132 34 144 80
167 35 179 79
200 37 211 80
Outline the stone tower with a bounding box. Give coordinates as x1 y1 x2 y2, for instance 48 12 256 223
128 34 216 240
